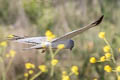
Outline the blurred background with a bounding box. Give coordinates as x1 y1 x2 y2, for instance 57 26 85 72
0 0 120 80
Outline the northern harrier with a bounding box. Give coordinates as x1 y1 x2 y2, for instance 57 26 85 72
10 15 104 50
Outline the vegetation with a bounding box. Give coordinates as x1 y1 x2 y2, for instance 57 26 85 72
0 0 120 80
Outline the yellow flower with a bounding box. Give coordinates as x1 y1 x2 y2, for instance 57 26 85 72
98 32 105 39
25 63 31 69
47 34 56 41
8 34 14 39
0 41 7 47
50 34 56 39
38 65 47 72
103 45 110 52
89 57 96 63
45 30 53 37
24 73 29 77
93 78 98 80
105 53 111 59
45 30 56 41
71 66 79 75
104 65 112 72
31 64 35 69
62 75 70 80
9 50 16 57
57 44 65 49
51 59 58 66
118 48 120 52
116 66 120 72
62 71 67 75
25 62 35 69
28 70 34 74
100 56 106 62
47 36 53 41
118 76 120 80
5 54 10 58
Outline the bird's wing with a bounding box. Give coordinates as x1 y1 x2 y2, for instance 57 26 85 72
23 44 43 49
10 35 47 45
52 15 104 42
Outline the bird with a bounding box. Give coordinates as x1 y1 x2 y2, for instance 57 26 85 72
9 15 104 51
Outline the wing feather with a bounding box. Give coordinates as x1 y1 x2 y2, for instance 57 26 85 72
23 44 43 49
52 15 104 42
12 36 47 45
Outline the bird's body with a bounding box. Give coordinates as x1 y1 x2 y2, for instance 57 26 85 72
15 36 74 50
10 15 103 50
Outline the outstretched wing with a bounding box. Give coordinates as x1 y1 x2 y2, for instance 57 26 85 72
52 15 104 42
23 44 43 49
10 35 47 45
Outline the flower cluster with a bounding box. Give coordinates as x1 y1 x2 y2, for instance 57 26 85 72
90 32 120 79
25 62 35 69
61 65 79 80
62 75 70 80
104 65 112 72
24 62 35 78
24 63 48 79
6 50 16 58
0 41 7 47
38 65 47 72
71 66 79 75
89 32 112 63
62 71 70 80
103 65 120 73
45 30 56 41
51 59 58 66
24 72 29 77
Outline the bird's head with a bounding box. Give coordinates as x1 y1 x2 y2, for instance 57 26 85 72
69 40 74 50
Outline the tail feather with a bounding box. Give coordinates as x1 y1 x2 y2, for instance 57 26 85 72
8 35 25 40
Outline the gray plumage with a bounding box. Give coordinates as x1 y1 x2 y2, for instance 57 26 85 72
11 15 103 50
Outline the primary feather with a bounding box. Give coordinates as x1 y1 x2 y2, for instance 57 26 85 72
52 15 104 42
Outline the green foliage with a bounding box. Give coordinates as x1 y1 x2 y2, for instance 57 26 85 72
0 0 9 24
23 0 55 34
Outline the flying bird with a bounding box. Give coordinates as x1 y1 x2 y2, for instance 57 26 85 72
10 15 104 51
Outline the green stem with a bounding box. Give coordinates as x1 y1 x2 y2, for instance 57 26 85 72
104 38 119 77
2 62 6 80
104 38 116 63
49 45 54 77
49 45 54 58
6 57 14 73
0 47 6 80
30 71 42 80
50 65 54 77
68 72 73 76
0 57 6 80
54 49 60 57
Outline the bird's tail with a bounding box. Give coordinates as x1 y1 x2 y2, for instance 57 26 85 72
7 35 26 40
